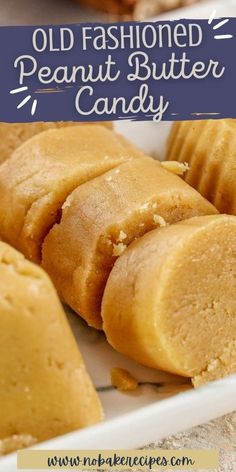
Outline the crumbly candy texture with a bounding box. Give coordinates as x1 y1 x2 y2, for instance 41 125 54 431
0 242 102 446
193 341 236 387
166 119 236 214
102 215 236 384
0 435 37 456
0 125 135 263
0 121 112 165
42 156 216 329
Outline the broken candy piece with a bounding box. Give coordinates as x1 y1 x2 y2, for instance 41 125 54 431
111 368 138 392
42 156 216 329
166 119 236 214
0 125 134 263
102 215 236 383
0 242 102 446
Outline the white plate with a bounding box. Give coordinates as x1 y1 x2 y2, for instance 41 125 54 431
1 1 236 470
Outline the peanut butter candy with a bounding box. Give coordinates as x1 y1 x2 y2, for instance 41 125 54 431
0 242 102 446
42 156 217 329
102 215 236 386
0 125 134 262
167 119 236 214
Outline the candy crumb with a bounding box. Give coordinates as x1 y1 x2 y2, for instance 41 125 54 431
113 243 127 257
111 368 139 392
153 215 168 227
161 161 190 176
117 230 127 242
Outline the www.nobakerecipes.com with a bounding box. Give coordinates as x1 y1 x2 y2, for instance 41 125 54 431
17 449 218 469
47 453 194 469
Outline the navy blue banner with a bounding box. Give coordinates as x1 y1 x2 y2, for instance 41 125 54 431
1 17 235 122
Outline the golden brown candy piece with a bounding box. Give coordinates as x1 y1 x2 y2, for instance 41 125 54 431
111 368 138 392
0 121 112 164
166 119 236 214
0 125 135 263
42 156 217 329
102 215 236 385
0 242 102 447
